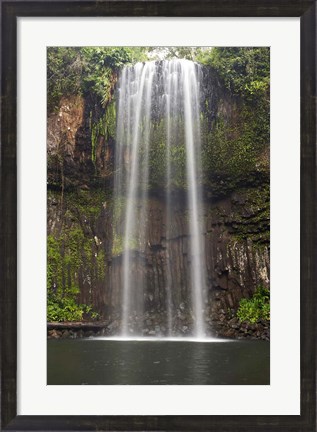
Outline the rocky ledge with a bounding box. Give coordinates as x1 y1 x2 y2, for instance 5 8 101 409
47 317 270 341
213 317 270 341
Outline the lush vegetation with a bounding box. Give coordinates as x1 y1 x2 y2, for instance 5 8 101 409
48 46 270 108
237 286 270 324
197 47 270 195
196 47 269 100
47 291 99 322
47 190 106 322
47 230 102 322
47 46 149 111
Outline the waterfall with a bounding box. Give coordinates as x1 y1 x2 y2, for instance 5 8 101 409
113 59 207 338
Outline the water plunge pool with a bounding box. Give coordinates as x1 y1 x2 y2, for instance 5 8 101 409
47 338 269 385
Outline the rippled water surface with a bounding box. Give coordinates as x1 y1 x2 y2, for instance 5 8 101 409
47 339 269 385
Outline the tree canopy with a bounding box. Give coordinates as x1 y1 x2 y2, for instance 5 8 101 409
195 47 270 100
48 46 270 112
47 47 149 111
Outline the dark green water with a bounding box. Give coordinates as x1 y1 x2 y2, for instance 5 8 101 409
47 339 269 385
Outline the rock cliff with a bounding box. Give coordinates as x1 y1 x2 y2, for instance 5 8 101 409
47 62 270 339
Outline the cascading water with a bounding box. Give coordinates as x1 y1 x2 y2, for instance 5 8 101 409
113 59 207 338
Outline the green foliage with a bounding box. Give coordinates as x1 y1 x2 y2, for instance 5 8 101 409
196 47 270 101
47 290 99 322
47 228 103 321
47 46 149 111
90 99 117 165
148 46 199 61
237 286 270 324
66 188 107 220
197 48 269 192
201 102 269 195
48 46 270 111
81 47 118 105
47 47 83 112
47 191 106 321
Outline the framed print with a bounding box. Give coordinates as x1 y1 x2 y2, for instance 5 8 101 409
0 1 316 431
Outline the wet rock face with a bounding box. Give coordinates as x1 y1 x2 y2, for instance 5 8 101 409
108 193 269 321
47 188 269 338
47 94 114 190
47 67 269 338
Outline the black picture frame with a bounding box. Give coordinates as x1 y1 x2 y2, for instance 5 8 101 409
1 1 316 430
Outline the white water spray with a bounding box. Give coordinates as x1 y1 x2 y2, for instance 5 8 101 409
114 59 207 337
